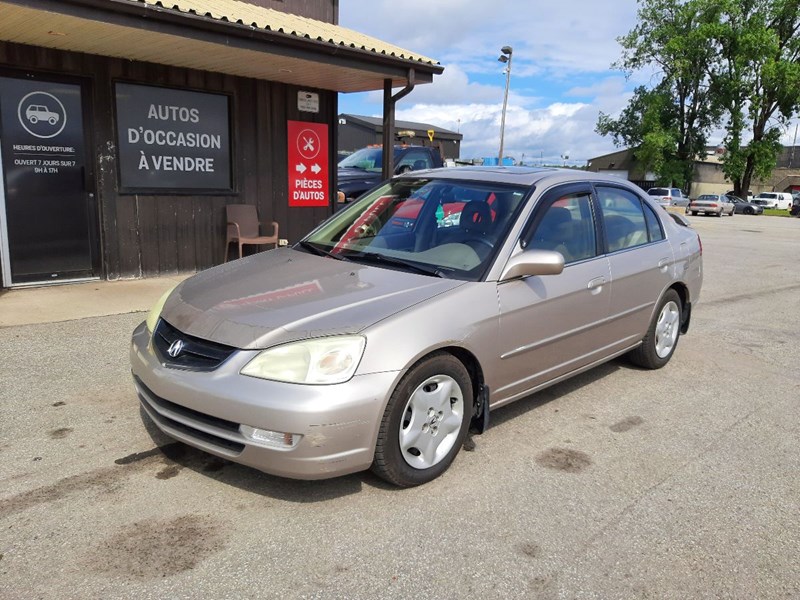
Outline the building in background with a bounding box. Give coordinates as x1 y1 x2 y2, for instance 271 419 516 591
587 147 800 198
338 114 462 161
0 0 442 288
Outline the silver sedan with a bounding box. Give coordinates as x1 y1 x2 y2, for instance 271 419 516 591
687 194 735 216
131 168 703 486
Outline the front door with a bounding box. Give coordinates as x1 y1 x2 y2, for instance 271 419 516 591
495 184 612 405
0 74 98 286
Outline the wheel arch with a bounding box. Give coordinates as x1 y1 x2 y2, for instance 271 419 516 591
392 344 488 433
667 282 692 334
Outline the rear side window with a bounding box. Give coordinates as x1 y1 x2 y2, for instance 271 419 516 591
595 186 651 252
643 203 665 241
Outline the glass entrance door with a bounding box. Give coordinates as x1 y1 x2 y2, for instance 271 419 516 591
0 75 98 286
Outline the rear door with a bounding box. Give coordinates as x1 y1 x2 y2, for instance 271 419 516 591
594 185 675 353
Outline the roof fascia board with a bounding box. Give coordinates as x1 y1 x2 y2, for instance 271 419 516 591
7 0 440 83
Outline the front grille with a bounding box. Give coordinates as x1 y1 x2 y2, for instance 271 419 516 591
135 376 245 455
153 319 236 371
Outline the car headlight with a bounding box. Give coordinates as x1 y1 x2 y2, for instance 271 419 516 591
145 284 178 333
240 336 366 385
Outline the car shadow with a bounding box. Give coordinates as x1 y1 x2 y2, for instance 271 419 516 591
136 406 395 502
485 358 626 430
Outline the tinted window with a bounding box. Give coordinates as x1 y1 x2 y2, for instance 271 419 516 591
397 149 434 171
338 147 383 172
528 191 597 264
595 186 650 252
643 203 665 242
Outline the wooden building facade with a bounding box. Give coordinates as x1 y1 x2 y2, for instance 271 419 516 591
0 0 442 288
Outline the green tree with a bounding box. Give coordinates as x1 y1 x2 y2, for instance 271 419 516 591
710 0 800 197
597 0 722 188
597 85 687 185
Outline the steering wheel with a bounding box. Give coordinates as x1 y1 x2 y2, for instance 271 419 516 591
462 236 494 256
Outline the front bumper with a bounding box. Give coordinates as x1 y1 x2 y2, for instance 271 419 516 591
130 321 399 480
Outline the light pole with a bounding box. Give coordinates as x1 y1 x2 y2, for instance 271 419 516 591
498 45 513 164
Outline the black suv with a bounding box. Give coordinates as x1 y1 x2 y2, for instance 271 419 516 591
337 145 444 203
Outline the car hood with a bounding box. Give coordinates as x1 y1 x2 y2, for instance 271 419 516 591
160 248 465 349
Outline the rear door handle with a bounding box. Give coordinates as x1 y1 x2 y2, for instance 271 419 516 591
658 257 670 270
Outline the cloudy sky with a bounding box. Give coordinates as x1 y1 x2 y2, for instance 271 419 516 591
338 0 799 166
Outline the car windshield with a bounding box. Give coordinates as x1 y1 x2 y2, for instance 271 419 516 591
299 178 529 281
338 147 383 172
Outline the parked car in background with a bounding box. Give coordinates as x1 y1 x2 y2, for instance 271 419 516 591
647 187 690 207
131 168 703 487
752 192 793 210
726 195 764 215
791 194 800 217
337 145 444 203
726 190 753 201
687 194 735 216
750 198 771 209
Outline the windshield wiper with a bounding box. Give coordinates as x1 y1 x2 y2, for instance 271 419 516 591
349 252 448 278
297 241 348 261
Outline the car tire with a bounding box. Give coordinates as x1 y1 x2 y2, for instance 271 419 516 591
628 289 682 370
744 207 754 215
371 353 472 487
691 211 698 216
716 210 723 217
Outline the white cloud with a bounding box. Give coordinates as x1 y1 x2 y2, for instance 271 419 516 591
339 1 643 163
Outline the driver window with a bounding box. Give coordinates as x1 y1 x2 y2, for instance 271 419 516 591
527 192 596 264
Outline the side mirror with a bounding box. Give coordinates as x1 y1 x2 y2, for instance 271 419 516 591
499 249 564 282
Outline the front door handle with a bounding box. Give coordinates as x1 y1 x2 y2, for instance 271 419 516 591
587 276 606 294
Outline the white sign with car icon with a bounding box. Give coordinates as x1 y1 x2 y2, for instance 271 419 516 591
25 104 60 125
17 91 67 138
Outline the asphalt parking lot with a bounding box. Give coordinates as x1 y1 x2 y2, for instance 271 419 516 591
1 214 798 599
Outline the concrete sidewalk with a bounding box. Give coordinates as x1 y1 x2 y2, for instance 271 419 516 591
0 273 191 327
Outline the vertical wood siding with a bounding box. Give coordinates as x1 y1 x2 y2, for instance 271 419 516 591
0 41 337 280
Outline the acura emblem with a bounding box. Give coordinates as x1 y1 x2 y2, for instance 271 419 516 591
167 339 185 358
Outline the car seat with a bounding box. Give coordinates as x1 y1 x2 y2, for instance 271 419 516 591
531 206 573 261
460 201 492 235
457 201 494 259
603 215 636 252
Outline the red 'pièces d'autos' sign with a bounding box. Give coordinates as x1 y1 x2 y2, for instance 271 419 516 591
287 120 329 207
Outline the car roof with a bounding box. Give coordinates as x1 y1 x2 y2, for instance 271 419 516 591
401 166 649 192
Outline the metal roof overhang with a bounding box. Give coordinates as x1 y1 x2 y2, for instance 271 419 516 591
0 0 443 92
